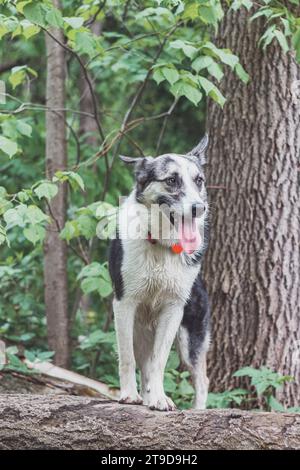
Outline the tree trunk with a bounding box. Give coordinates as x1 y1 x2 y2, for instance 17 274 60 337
0 395 299 449
44 0 69 367
205 7 300 405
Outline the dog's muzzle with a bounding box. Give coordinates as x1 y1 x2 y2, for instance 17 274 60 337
191 202 206 219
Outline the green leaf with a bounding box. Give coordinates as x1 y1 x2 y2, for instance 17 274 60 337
259 25 276 49
153 68 165 85
98 278 113 297
23 225 45 245
209 87 226 107
182 3 199 20
53 171 85 191
69 172 85 191
77 262 103 280
79 330 116 350
23 3 47 27
20 19 40 39
81 276 100 294
162 66 179 85
0 23 8 39
0 136 18 158
202 42 239 68
34 182 58 201
199 4 223 25
76 214 97 239
207 62 224 81
46 8 64 28
17 190 30 203
198 76 226 107
75 31 99 58
231 0 253 11
26 205 49 225
16 120 32 137
274 30 289 53
233 366 261 378
235 63 250 84
9 65 37 89
95 202 116 219
192 55 215 72
170 39 198 59
3 206 26 228
60 220 79 242
255 381 271 395
292 28 300 62
171 81 202 106
268 395 285 412
250 8 273 21
136 7 174 20
178 378 194 395
63 17 84 29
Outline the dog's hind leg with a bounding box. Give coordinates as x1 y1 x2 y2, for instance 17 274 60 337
113 298 143 405
177 275 210 409
177 327 209 409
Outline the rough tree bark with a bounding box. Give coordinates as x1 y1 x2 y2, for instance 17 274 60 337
44 0 69 367
205 7 300 405
0 395 299 450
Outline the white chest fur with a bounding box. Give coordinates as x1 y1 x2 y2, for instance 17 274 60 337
121 238 199 304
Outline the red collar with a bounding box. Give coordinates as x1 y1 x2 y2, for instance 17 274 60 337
147 232 184 254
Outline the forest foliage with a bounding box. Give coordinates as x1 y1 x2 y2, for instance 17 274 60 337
1 0 300 409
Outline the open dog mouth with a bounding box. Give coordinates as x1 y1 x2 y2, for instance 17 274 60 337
179 216 201 254
166 211 201 254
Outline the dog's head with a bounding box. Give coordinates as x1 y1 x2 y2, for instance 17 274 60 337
120 135 209 253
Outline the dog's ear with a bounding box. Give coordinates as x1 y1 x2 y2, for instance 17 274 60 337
187 133 209 165
119 155 154 187
119 155 153 167
119 155 144 165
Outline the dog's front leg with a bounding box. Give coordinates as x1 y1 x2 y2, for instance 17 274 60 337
143 302 184 411
113 298 142 405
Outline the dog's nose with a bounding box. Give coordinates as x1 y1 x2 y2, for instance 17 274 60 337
192 203 206 218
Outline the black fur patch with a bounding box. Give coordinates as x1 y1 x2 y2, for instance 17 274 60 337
135 164 156 202
108 237 124 300
160 156 174 171
181 274 210 365
157 195 176 207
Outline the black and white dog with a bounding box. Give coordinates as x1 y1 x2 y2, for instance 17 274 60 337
109 135 210 411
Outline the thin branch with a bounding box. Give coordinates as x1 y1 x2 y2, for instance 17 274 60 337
0 94 97 119
155 98 178 154
84 0 107 27
0 60 24 74
50 109 81 165
101 21 181 198
42 27 105 142
122 0 132 21
207 185 228 190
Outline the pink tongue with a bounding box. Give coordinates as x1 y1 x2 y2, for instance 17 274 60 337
179 219 201 254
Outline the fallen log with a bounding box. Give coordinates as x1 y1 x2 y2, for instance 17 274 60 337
0 395 300 450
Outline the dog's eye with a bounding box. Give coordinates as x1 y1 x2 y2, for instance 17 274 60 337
166 176 176 185
196 175 204 187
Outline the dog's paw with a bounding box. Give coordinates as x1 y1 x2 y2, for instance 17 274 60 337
119 392 143 405
147 394 177 412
